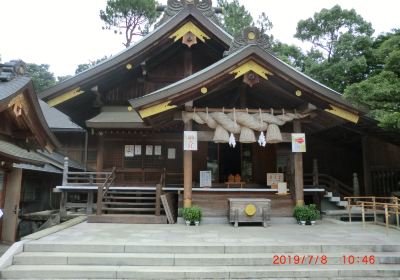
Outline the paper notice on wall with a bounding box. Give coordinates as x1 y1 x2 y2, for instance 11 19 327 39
200 171 212 188
124 145 134 157
266 173 284 186
135 145 142 155
168 148 176 159
146 145 153 155
291 133 306 152
183 131 198 151
0 209 3 219
154 145 162 155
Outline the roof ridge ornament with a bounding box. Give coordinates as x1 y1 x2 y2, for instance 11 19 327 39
155 0 221 28
224 27 272 57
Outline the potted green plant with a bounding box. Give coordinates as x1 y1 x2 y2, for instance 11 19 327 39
293 205 307 225
182 205 202 226
307 204 320 225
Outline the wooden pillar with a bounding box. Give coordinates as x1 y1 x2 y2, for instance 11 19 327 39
96 133 104 173
293 120 304 206
62 157 69 186
183 120 193 208
353 173 360 196
362 136 372 195
312 158 319 186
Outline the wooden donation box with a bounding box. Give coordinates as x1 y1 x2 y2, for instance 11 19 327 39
228 198 271 227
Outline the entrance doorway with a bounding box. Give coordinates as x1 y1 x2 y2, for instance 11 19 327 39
219 144 241 183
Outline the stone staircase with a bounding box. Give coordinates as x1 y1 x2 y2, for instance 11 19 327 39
2 242 400 279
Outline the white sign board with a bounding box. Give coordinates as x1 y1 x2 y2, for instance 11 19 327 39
154 145 162 155
184 131 198 151
292 133 306 152
124 145 134 157
200 171 212 188
168 148 176 159
277 182 288 194
266 173 284 186
0 209 3 219
146 145 153 155
134 145 142 155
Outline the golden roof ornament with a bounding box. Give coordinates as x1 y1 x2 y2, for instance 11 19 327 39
224 27 272 57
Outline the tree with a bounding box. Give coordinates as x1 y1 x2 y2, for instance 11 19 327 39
295 5 373 61
344 31 400 130
294 5 374 92
26 63 56 93
217 0 253 36
75 56 109 75
100 0 159 48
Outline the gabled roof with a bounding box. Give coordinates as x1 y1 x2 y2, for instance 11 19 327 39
129 44 359 116
0 71 59 150
86 106 148 129
39 100 83 132
39 2 232 102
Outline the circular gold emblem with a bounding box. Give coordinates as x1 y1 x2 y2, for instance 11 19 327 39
247 32 256 40
245 204 256 216
200 87 208 94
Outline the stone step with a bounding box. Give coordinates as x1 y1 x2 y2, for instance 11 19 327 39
103 201 158 206
330 196 341 202
13 252 400 266
2 264 400 279
102 207 156 212
23 242 400 254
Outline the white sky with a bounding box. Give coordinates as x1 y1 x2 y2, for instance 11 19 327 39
1 0 399 77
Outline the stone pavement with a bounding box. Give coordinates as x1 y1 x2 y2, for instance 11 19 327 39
0 243 10 257
32 220 400 246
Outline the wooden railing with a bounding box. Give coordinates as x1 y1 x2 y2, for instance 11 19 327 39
370 168 400 197
304 173 354 197
96 167 116 215
155 168 166 216
344 196 399 233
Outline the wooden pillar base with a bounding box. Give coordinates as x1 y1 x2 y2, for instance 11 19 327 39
184 198 192 208
296 200 304 206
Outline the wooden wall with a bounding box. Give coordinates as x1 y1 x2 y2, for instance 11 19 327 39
366 136 400 168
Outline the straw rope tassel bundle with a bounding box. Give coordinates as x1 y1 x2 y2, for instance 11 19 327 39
213 125 229 143
266 109 283 144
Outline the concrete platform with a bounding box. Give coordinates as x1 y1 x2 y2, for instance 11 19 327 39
27 220 400 246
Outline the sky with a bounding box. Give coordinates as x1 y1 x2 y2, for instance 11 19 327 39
1 0 399 78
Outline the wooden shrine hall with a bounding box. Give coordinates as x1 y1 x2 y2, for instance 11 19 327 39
38 0 400 223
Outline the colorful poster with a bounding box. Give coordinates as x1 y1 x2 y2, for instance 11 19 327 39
292 133 306 152
183 131 197 151
124 145 134 157
146 145 153 155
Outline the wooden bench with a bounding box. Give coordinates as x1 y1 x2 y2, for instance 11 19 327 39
225 182 246 188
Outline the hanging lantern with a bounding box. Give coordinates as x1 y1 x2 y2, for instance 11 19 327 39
213 125 229 143
239 127 256 143
266 124 283 144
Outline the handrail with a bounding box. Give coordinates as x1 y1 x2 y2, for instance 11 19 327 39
304 173 353 197
155 168 166 216
344 196 399 232
96 167 116 215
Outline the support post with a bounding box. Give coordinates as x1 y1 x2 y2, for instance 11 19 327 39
86 191 94 215
96 186 103 215
183 120 193 208
62 157 69 186
353 173 360 196
312 158 319 186
60 191 67 219
96 133 104 173
293 120 304 206
155 184 161 216
362 136 372 195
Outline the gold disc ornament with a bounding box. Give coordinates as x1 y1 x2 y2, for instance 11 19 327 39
245 204 256 216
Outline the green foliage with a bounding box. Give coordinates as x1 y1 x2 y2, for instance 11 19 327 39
295 5 373 60
271 41 306 71
100 0 159 47
293 204 320 222
181 205 202 222
217 0 253 36
75 56 109 75
344 31 400 130
26 63 56 93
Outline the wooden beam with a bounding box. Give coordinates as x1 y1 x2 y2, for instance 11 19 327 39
47 88 84 107
293 120 304 206
325 104 359 123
